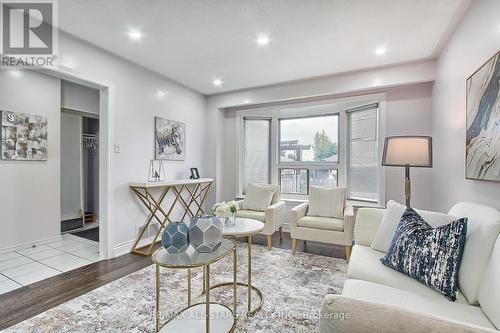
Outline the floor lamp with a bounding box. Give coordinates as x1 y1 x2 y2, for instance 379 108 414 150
382 136 433 207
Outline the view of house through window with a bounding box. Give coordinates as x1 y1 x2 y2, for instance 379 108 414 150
280 168 338 195
278 114 339 195
279 115 339 163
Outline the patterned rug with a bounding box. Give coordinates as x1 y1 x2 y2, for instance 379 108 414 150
5 243 347 333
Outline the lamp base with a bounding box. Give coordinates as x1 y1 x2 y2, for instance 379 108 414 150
405 165 411 207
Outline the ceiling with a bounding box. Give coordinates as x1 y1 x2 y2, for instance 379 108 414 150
58 0 470 95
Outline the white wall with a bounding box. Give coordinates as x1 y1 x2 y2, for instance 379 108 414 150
206 61 435 210
61 80 100 114
0 70 61 248
60 112 82 220
0 32 208 253
57 32 208 252
431 0 500 212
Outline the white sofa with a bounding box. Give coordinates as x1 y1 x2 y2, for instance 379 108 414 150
320 202 500 333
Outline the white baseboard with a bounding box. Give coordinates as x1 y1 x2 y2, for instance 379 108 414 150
113 236 159 257
113 240 135 257
0 235 63 254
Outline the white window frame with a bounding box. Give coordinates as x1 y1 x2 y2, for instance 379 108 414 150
235 93 386 205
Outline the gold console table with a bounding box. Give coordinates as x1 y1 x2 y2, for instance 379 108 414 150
129 178 214 256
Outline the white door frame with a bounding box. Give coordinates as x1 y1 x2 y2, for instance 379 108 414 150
37 66 115 259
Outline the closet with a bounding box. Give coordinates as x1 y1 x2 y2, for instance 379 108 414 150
60 80 100 241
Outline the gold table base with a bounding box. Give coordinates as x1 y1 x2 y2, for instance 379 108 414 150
154 242 237 333
206 234 263 316
209 281 263 316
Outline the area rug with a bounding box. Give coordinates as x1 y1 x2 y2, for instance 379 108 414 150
5 243 347 333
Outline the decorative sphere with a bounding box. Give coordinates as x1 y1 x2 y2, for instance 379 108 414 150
189 214 222 253
161 222 189 254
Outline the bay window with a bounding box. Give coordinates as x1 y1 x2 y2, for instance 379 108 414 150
239 95 383 205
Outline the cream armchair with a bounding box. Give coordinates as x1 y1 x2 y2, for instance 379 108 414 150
235 183 286 250
290 187 354 261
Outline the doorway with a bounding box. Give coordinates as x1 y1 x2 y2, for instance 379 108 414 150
59 79 101 264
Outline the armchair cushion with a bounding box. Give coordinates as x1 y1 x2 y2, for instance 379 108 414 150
307 186 346 219
242 183 276 211
236 209 265 222
298 216 344 231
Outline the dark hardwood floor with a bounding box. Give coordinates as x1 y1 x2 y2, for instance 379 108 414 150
0 232 345 330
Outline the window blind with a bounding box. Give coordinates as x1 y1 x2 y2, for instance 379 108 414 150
347 105 379 202
243 118 271 192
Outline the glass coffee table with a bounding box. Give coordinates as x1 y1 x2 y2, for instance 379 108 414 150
209 218 265 316
152 238 237 333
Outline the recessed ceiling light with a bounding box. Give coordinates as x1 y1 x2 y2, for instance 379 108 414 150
213 78 223 87
256 34 270 46
156 90 167 98
127 29 143 41
375 46 387 55
9 69 22 78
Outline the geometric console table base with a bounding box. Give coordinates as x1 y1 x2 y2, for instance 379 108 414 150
129 178 214 256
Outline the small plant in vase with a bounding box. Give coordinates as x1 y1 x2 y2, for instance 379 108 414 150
213 201 239 226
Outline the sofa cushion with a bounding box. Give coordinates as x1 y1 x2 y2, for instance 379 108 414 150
297 216 343 231
449 202 500 305
381 207 467 301
307 186 345 219
371 200 456 252
342 279 496 330
242 183 275 211
348 244 468 303
353 207 385 246
477 236 500 329
236 209 265 222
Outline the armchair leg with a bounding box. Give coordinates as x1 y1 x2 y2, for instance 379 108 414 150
279 226 283 240
345 245 352 262
291 238 297 255
267 235 272 250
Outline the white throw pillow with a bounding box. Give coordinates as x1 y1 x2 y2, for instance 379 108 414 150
242 183 276 211
307 186 346 219
477 237 500 328
449 202 500 305
371 200 456 253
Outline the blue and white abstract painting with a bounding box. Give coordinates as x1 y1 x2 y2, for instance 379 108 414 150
466 51 500 181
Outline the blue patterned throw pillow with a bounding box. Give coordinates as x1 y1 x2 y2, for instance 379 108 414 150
381 207 467 301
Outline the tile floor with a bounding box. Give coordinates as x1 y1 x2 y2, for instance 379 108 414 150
0 234 100 295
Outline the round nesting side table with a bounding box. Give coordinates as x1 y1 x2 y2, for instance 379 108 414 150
152 238 237 333
209 218 265 316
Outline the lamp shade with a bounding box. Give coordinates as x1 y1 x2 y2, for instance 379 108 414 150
382 136 432 167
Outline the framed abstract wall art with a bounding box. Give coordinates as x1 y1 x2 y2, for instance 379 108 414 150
155 117 185 161
1 110 48 161
466 51 500 182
